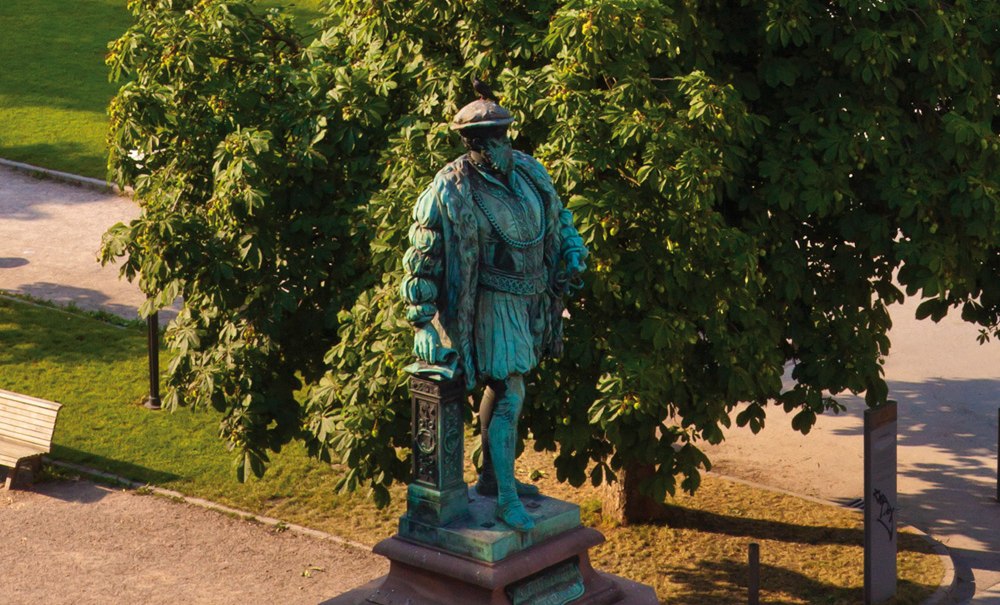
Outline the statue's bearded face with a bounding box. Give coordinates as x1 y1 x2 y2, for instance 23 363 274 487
483 135 514 177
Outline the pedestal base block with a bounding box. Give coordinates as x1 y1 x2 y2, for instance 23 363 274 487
323 527 658 605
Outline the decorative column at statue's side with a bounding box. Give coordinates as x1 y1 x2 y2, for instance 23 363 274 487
400 79 587 533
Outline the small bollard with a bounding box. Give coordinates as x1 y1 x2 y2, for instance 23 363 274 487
748 542 760 605
144 311 161 410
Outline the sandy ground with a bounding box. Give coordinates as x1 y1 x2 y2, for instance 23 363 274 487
0 480 386 605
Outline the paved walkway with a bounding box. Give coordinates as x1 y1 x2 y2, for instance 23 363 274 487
1 162 998 602
0 164 144 319
705 294 1000 603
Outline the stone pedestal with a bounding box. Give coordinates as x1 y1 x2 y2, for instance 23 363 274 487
324 375 658 605
324 527 658 605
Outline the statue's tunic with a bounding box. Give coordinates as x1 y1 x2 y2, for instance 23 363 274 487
470 162 548 379
401 151 586 391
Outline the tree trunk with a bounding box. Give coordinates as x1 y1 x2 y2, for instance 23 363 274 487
600 462 664 525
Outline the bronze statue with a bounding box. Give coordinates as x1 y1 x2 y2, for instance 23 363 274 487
401 81 587 531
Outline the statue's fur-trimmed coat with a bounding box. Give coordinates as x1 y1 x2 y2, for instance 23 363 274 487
406 151 586 392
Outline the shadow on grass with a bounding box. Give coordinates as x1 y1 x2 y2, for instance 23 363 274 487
51 444 181 485
667 558 937 605
6 282 148 323
656 503 936 556
0 297 142 365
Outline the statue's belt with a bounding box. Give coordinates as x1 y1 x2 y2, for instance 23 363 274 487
478 268 547 295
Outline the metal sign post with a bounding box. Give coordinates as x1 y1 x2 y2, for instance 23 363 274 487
864 402 898 604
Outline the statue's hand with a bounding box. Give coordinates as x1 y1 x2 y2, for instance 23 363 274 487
413 325 443 364
566 251 587 278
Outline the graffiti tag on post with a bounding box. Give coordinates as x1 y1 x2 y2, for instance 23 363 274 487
872 488 895 541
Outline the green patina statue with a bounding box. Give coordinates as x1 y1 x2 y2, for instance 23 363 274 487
401 82 587 532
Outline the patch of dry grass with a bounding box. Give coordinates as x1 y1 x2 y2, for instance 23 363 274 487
238 442 942 605
522 448 941 605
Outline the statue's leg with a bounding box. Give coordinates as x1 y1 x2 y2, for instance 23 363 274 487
476 381 540 497
476 382 499 493
488 374 535 531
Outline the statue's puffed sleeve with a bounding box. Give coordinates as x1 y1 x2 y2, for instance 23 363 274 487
400 185 444 328
557 206 587 263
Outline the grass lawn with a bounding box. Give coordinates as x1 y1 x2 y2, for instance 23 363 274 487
0 295 943 604
0 0 325 179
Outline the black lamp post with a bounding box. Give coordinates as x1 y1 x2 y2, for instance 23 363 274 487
144 311 161 410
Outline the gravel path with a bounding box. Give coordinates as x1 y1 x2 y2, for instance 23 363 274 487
0 479 385 605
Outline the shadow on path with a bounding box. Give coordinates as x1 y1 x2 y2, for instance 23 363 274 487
826 378 1000 595
32 477 114 504
0 257 29 268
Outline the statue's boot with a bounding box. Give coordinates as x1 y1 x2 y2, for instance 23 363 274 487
496 497 534 532
488 378 535 532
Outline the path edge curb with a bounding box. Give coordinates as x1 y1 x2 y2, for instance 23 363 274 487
45 458 373 555
0 157 132 197
709 471 958 605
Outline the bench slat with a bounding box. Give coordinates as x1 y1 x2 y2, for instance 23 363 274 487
0 400 59 420
0 419 54 446
0 392 60 490
0 436 46 467
0 452 42 468
0 414 54 436
0 405 58 424
0 405 57 429
0 391 62 477
0 389 62 413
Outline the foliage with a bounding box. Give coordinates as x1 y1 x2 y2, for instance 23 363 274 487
102 0 388 481
105 0 1000 505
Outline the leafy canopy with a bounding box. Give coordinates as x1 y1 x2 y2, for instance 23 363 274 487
105 0 1000 506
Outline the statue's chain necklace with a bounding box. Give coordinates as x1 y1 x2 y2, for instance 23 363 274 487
470 165 545 250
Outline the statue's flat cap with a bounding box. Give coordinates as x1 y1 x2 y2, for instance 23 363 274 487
451 99 514 131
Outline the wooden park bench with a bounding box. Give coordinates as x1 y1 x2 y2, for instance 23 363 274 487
0 389 62 489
